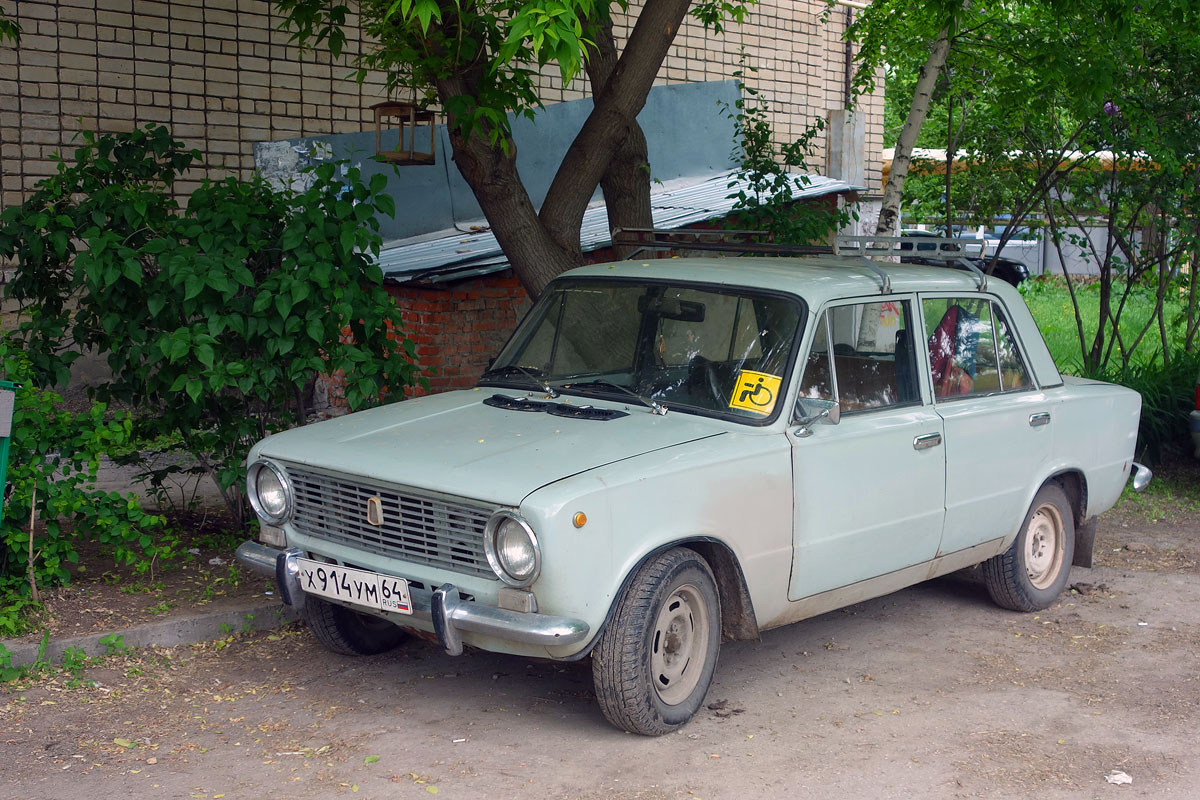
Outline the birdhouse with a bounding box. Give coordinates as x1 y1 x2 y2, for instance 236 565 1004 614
372 101 437 165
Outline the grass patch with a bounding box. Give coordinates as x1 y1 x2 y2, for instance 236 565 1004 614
1111 458 1200 521
1020 276 1192 371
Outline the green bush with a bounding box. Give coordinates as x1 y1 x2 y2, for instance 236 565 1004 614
0 124 424 527
0 339 167 623
1022 275 1198 460
1082 349 1200 463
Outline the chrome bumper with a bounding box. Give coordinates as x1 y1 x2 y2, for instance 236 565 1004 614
235 541 590 656
1130 461 1153 492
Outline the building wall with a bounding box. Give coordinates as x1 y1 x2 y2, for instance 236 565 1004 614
386 277 533 398
1 0 881 211
0 0 385 207
536 1 884 192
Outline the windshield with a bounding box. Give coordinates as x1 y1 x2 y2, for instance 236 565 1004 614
482 278 805 422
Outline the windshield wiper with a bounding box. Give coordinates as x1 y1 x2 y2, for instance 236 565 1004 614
554 379 667 416
479 364 559 398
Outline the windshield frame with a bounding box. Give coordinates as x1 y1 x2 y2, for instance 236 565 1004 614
478 275 810 427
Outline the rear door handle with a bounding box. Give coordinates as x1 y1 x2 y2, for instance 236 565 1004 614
1029 412 1051 427
913 432 942 450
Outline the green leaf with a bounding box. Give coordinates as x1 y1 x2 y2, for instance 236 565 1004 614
195 344 215 368
374 194 396 218
169 336 190 362
306 317 324 342
280 226 304 251
184 274 204 301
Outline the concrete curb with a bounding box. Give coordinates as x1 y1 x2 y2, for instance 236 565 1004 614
2 597 302 668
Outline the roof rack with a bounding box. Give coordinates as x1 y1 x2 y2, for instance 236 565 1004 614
609 229 992 294
611 227 833 259
834 235 990 291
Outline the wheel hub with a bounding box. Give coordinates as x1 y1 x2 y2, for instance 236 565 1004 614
1024 505 1064 590
650 584 710 706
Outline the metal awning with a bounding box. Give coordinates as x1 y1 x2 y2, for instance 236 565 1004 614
378 170 864 284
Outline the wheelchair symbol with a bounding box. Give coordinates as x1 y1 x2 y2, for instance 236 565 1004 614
738 376 774 407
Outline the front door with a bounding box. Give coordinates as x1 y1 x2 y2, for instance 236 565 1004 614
788 298 946 601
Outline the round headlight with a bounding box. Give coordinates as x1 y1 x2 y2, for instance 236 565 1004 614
484 511 541 587
247 461 293 525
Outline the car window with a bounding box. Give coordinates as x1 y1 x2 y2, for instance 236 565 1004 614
796 300 920 416
922 297 1032 398
487 279 805 423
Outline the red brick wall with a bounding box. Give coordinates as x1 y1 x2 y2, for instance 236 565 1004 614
388 274 532 396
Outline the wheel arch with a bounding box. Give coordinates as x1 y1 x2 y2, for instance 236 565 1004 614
567 537 760 661
1047 468 1094 568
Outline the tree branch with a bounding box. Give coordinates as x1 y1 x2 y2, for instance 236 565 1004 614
584 13 654 258
538 0 692 255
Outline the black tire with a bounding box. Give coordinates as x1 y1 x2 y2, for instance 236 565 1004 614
592 548 721 736
983 483 1075 611
304 597 407 656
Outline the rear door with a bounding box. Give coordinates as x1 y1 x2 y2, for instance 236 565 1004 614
919 294 1052 555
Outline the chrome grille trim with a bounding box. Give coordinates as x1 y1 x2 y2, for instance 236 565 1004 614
285 466 497 579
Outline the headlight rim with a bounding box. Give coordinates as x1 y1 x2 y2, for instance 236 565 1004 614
247 460 294 526
483 510 541 588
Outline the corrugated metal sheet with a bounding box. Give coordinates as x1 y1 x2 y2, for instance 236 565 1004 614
378 170 863 284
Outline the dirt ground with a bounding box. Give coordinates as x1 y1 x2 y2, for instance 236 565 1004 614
10 520 274 646
3 476 1198 800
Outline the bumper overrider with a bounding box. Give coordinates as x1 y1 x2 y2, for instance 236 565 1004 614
235 541 590 657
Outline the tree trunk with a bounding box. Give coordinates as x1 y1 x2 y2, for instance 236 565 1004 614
539 0 692 261
436 77 579 298
875 27 952 237
586 14 655 259
436 3 690 298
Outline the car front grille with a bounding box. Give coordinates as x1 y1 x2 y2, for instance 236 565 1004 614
287 466 496 580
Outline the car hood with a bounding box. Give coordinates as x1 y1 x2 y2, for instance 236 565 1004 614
253 389 726 505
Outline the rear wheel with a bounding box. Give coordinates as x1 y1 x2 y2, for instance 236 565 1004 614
592 548 721 736
304 597 407 656
983 483 1075 611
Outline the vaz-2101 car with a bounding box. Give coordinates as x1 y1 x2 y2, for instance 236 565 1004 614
237 236 1150 735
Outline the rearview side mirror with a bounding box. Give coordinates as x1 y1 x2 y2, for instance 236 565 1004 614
793 401 840 438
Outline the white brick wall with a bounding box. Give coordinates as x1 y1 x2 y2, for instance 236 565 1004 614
0 0 880 210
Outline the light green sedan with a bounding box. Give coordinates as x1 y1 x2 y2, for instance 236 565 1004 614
237 252 1148 735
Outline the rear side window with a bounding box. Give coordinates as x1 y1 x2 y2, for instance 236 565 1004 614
922 297 1032 399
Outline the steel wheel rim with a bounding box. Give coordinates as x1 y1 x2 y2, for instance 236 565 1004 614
1025 504 1065 590
649 583 709 706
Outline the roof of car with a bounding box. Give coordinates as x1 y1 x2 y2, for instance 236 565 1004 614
564 255 1016 308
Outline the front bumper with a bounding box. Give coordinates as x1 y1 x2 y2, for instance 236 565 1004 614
235 540 590 656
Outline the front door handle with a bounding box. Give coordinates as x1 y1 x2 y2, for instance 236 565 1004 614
913 432 942 450
1029 412 1051 427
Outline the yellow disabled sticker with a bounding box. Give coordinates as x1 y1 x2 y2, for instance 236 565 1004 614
729 370 782 415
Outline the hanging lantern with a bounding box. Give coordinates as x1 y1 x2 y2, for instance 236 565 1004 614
371 101 437 165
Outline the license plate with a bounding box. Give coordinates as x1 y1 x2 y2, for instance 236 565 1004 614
297 559 413 615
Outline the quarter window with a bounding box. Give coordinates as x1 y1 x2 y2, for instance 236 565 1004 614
922 297 1032 398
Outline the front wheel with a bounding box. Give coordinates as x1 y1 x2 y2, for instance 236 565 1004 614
592 548 721 736
982 483 1075 611
304 597 407 656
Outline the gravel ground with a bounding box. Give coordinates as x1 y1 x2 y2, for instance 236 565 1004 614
3 500 1197 800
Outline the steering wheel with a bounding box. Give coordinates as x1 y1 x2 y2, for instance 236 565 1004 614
689 356 725 408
